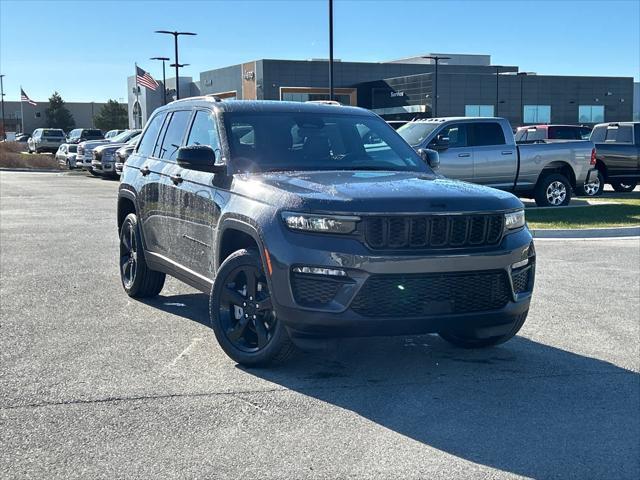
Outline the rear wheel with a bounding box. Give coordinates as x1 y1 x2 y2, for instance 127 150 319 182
611 181 637 193
119 213 165 298
534 173 572 207
578 169 604 197
210 248 295 366
439 310 528 348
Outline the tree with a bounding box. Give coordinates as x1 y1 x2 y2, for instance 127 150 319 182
94 100 128 131
45 92 75 131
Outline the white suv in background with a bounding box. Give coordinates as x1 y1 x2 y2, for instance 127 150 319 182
27 128 66 153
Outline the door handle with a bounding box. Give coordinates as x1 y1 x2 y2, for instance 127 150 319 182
170 173 183 185
140 165 151 176
458 153 471 158
501 151 514 155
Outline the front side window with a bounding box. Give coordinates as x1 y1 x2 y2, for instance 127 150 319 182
465 105 494 117
158 110 191 161
137 113 166 156
578 105 604 123
435 124 467 148
186 110 221 156
523 105 551 123
469 123 506 146
224 112 427 173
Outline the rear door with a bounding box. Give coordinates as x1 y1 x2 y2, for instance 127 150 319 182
469 121 517 189
429 123 473 182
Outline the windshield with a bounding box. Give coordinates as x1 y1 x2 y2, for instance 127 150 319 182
396 122 440 146
223 112 427 173
111 130 138 143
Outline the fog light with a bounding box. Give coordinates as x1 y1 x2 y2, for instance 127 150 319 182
511 258 529 269
292 266 347 277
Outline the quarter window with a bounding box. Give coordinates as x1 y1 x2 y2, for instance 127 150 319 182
158 111 191 161
137 113 166 157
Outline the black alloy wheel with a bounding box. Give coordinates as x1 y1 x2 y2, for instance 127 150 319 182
120 219 138 290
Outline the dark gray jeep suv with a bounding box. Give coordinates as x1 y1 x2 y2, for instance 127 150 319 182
117 98 535 366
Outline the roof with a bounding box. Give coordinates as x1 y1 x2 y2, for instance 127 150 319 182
162 97 374 116
412 116 505 123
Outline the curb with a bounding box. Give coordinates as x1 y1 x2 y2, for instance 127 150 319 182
531 226 640 238
0 168 64 173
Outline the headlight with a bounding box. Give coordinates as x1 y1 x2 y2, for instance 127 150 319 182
504 209 525 230
282 212 359 234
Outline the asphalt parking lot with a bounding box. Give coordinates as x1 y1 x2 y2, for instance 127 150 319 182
1 171 639 479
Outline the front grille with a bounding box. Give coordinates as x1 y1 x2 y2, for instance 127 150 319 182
291 273 345 307
512 266 532 294
350 270 510 318
363 214 504 250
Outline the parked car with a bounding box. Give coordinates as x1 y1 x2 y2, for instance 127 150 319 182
585 122 640 195
55 143 78 169
27 128 66 153
77 129 141 174
117 98 535 366
104 129 126 139
92 136 139 178
66 128 104 144
15 133 31 143
397 117 598 207
114 141 137 176
515 125 592 143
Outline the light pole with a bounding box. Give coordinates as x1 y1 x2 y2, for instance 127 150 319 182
150 56 170 105
154 30 197 100
495 65 503 116
328 0 334 101
422 55 450 117
0 74 5 140
517 72 528 126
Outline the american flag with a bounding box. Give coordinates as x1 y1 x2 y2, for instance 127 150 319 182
20 88 37 106
136 66 159 91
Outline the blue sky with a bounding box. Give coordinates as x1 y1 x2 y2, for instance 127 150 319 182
1 0 638 102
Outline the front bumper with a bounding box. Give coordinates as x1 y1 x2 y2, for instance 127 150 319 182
265 225 535 339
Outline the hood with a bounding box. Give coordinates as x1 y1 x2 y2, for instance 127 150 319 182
231 170 522 213
94 142 127 153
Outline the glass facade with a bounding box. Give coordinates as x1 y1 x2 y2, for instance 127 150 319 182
283 92 352 105
578 105 604 123
523 105 551 123
465 105 494 117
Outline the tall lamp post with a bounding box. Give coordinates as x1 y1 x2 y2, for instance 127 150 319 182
495 65 504 116
517 72 528 126
154 30 197 100
0 74 5 140
422 55 450 117
169 63 189 100
150 56 170 105
328 0 334 101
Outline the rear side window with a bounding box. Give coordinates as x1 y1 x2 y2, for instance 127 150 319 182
158 110 191 161
579 127 592 140
137 113 166 157
469 123 506 146
605 126 633 144
186 110 221 156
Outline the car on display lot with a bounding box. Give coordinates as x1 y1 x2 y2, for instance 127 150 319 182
66 128 104 144
114 142 136 176
515 124 592 143
14 133 31 143
104 129 126 139
55 143 78 169
584 122 640 196
91 136 139 178
77 129 141 174
117 98 535 366
397 117 597 207
27 128 66 153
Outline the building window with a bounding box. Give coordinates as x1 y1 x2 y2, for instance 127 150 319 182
578 105 604 123
465 105 494 117
523 105 551 123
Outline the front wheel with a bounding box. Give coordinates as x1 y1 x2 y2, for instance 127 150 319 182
209 249 295 367
534 173 572 207
439 310 528 348
611 181 637 193
578 169 604 197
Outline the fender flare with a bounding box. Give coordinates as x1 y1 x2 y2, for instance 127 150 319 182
216 216 269 274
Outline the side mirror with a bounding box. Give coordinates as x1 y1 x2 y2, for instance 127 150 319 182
177 145 225 174
418 148 440 170
429 135 450 151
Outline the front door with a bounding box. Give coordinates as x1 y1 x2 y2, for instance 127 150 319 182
428 123 474 182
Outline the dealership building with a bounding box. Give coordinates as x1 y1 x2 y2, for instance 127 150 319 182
2 100 108 134
127 52 636 128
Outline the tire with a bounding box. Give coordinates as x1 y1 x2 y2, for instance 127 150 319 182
439 310 528 349
119 213 165 298
534 173 572 207
578 169 604 197
209 248 296 367
89 168 100 177
610 181 637 193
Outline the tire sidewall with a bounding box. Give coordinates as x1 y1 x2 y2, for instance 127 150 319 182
209 248 290 366
536 173 572 207
119 213 144 295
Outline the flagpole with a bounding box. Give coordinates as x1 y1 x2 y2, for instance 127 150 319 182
134 63 140 129
20 86 24 134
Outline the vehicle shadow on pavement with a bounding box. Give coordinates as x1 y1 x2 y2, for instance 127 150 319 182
142 293 211 327
241 335 639 479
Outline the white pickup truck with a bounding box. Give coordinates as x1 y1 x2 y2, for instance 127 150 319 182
398 117 598 206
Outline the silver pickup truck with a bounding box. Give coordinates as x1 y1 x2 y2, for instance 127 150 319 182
398 117 598 206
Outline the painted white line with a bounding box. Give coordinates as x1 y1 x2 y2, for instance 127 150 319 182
163 338 203 371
